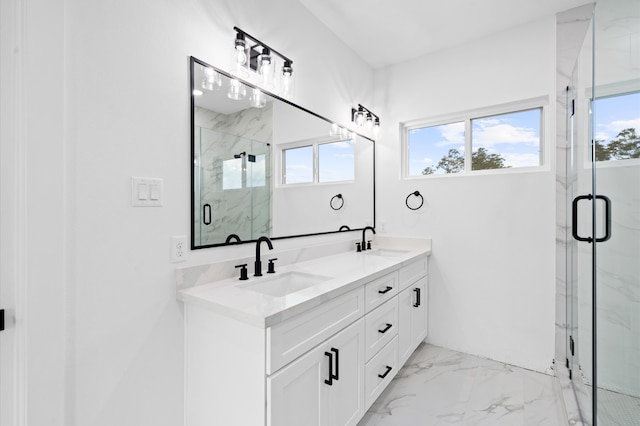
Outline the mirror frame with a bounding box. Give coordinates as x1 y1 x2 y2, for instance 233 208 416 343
189 56 376 249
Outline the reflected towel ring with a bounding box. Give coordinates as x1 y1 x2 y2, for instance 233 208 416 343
406 191 424 210
330 194 344 210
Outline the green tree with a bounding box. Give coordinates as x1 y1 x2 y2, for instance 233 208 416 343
595 127 639 161
472 147 509 170
422 147 509 174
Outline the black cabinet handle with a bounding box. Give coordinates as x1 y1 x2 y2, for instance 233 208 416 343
572 194 612 243
324 351 334 385
203 204 211 225
378 286 393 294
378 365 392 379
331 348 339 381
378 323 392 334
324 348 339 385
413 287 421 307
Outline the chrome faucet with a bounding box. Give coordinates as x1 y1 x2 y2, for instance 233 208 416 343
361 226 376 251
254 236 274 276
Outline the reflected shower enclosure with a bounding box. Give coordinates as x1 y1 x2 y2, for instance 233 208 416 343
193 105 272 245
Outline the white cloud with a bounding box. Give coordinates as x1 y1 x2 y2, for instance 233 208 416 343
597 117 640 141
434 122 465 147
473 123 538 147
422 156 434 165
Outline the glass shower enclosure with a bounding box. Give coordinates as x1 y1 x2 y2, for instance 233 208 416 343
567 0 640 424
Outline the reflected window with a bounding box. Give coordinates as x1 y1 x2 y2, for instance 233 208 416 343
593 92 640 162
222 158 242 190
283 146 313 184
319 140 354 182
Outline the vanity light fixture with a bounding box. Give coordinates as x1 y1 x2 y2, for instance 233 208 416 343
352 104 380 134
232 27 295 99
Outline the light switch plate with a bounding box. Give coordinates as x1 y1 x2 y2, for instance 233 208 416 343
131 177 163 207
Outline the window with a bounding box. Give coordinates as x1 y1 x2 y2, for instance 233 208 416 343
405 100 545 177
318 140 355 182
283 146 313 184
223 154 267 189
593 91 640 162
471 108 542 170
281 138 355 185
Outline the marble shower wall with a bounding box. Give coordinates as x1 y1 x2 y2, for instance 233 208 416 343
194 103 273 244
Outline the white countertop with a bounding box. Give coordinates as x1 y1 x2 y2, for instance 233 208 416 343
177 236 431 328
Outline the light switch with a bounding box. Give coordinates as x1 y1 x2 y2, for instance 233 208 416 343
131 177 163 207
137 183 149 200
149 183 160 200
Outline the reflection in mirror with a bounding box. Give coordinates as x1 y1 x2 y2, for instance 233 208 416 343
190 57 375 249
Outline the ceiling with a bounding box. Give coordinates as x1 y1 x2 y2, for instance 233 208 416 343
298 0 593 69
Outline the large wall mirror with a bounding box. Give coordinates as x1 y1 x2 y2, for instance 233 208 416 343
190 57 375 249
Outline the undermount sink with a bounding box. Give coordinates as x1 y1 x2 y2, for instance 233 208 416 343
364 248 409 257
238 271 332 297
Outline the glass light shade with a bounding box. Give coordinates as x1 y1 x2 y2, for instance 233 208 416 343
249 88 266 108
330 123 339 137
365 113 374 130
281 61 294 99
233 34 247 65
201 67 221 91
258 50 274 89
227 78 247 100
354 109 365 126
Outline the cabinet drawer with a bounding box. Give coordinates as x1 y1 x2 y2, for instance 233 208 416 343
364 297 398 362
399 257 428 291
267 286 365 374
364 336 399 409
364 272 398 313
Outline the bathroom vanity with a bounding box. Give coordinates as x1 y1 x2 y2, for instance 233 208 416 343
177 236 431 426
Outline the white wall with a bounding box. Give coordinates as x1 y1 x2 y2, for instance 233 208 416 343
1 0 373 425
373 18 558 372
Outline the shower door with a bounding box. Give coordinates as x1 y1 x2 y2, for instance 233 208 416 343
569 0 640 424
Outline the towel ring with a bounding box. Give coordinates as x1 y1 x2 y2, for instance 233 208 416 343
405 191 424 210
330 194 344 210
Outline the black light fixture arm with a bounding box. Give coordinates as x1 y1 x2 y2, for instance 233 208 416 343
351 104 379 123
233 27 293 65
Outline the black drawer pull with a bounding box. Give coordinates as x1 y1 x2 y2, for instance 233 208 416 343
324 351 334 385
378 365 392 379
378 323 392 334
378 286 393 294
413 287 421 307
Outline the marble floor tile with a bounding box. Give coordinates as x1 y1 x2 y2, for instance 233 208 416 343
358 343 569 426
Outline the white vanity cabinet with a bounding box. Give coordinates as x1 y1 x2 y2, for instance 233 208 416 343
267 318 365 426
398 276 428 366
182 250 429 426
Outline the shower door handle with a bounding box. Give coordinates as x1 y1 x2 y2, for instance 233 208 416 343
571 194 611 243
203 204 211 225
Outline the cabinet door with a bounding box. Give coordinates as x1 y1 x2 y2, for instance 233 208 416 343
325 319 365 426
267 343 324 426
267 319 365 426
398 277 428 366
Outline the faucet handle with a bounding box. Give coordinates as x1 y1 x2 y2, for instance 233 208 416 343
367 240 372 250
355 242 362 252
267 258 278 274
235 264 248 280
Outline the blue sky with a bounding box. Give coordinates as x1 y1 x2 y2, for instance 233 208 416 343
593 91 640 144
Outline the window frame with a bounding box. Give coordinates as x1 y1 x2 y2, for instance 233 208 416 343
277 136 356 187
402 97 549 179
